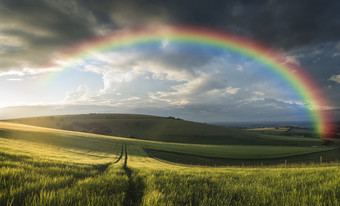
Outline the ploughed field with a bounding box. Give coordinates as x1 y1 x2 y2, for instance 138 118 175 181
1 114 340 205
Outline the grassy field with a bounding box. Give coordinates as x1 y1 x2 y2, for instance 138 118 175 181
1 120 340 205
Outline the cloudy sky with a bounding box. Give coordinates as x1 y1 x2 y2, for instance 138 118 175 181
0 0 339 122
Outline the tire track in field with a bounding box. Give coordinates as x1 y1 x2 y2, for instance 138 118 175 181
123 144 145 206
94 143 124 172
113 143 124 164
144 147 340 167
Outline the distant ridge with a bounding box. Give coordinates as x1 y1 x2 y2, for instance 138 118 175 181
2 113 319 146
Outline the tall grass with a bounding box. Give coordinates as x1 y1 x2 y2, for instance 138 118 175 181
0 141 129 205
136 167 340 205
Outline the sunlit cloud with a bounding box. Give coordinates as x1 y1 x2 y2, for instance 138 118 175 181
6 78 22 81
254 91 265 96
329 74 340 84
0 67 60 77
236 65 244 72
64 85 90 103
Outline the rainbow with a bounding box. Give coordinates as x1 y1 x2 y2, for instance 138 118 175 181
52 26 335 138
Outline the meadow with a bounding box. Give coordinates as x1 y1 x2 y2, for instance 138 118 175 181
1 117 340 205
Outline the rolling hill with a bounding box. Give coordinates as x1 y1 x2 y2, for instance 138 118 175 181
2 113 323 146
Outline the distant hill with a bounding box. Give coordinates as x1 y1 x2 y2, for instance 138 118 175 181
2 113 321 146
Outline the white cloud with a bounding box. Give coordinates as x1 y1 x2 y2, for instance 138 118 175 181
0 70 25 77
208 87 240 96
0 67 60 77
149 73 229 105
281 55 300 66
161 39 170 49
6 78 22 81
236 65 244 72
224 87 240 94
78 49 198 94
171 73 228 95
125 96 141 101
329 74 340 84
64 85 90 102
254 91 265 96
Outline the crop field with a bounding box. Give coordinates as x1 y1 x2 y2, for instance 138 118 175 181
1 121 340 205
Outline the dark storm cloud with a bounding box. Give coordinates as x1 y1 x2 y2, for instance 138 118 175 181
1 0 339 71
286 42 340 108
82 0 340 49
0 0 96 70
1 0 95 40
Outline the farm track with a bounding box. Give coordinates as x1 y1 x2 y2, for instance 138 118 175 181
114 143 125 164
93 143 124 172
122 144 145 206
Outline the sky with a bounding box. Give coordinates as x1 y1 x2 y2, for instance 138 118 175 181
0 0 339 123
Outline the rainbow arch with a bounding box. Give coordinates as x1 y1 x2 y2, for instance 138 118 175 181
54 26 334 138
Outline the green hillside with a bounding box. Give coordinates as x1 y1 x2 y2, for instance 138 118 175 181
3 113 322 146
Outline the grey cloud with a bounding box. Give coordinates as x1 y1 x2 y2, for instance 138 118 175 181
1 0 339 72
81 0 340 49
0 0 96 71
287 42 340 107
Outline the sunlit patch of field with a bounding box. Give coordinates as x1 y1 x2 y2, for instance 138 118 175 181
0 138 117 165
1 122 340 205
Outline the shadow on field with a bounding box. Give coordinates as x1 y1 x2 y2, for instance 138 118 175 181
123 144 145 206
144 147 340 167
